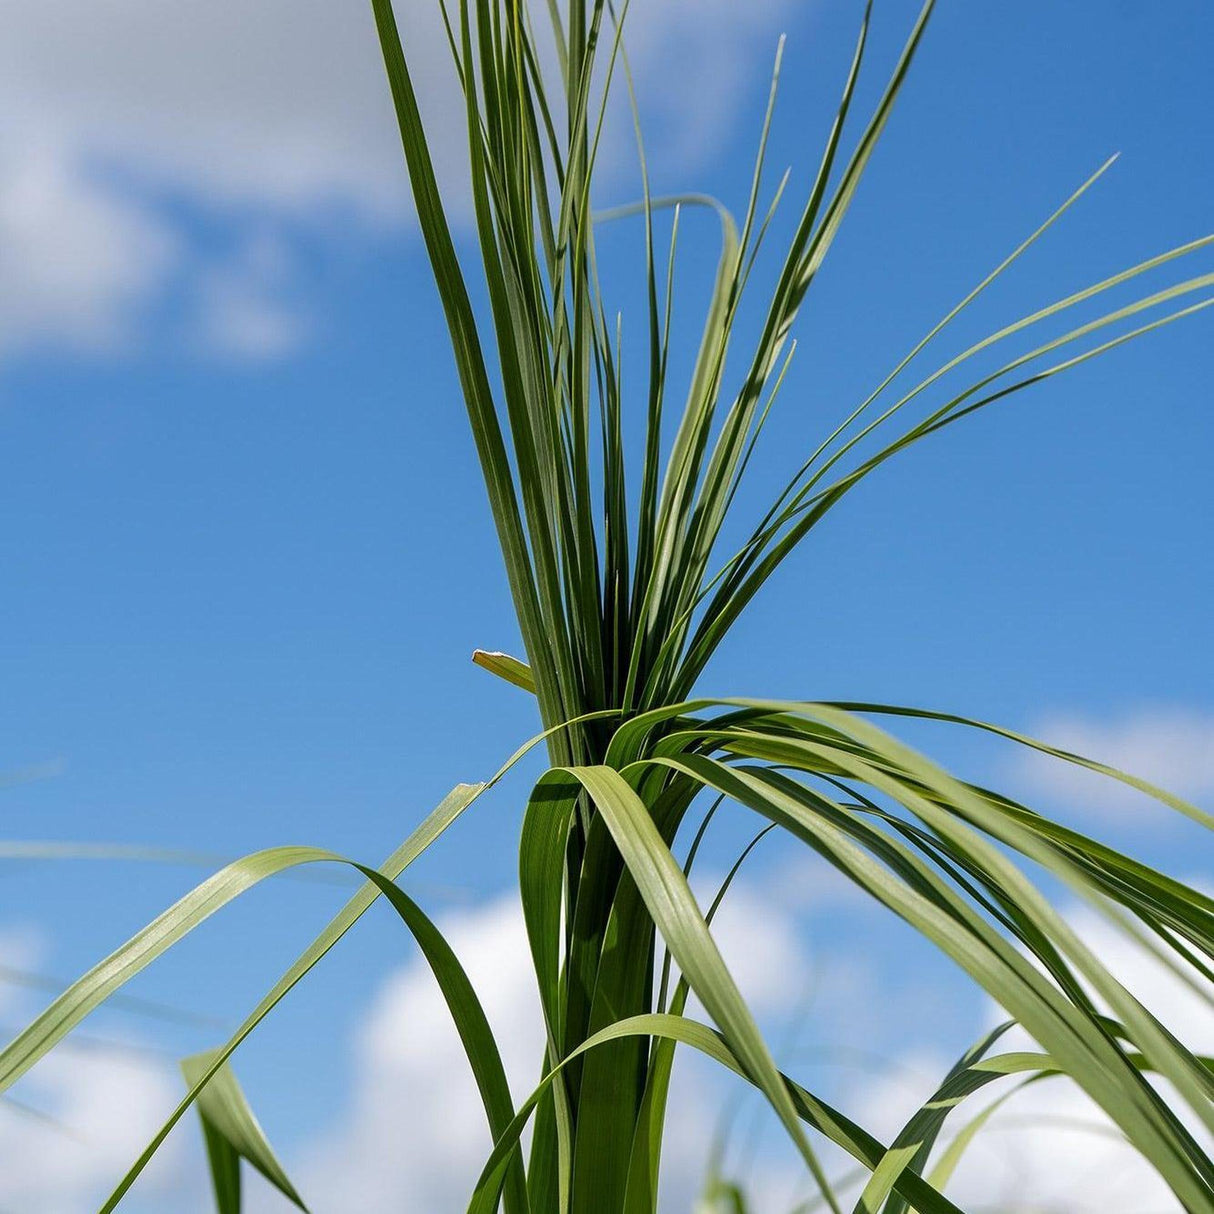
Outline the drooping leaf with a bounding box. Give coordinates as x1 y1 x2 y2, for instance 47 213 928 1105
181 1050 305 1212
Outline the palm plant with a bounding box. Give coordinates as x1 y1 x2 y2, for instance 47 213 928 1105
2 1 1212 1211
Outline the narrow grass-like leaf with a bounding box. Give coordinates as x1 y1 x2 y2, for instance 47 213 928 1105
181 1050 305 1211
465 1011 967 1214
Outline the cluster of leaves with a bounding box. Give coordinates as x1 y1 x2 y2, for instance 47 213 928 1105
0 1 1211 1211
370 0 1214 1203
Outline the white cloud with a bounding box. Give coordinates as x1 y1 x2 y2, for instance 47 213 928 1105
0 1048 187 1214
1015 706 1214 818
15 857 1205 1212
693 877 812 1017
0 0 796 364
949 902 1214 1212
292 894 542 1212
0 144 178 357
276 870 810 1213
272 862 1212 1213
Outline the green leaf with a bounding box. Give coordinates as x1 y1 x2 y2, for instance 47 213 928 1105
619 699 1214 1208
565 765 843 1214
472 648 538 693
464 1011 966 1214
181 1050 305 1212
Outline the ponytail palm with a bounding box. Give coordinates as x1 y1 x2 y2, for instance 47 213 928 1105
2 2 1211 1211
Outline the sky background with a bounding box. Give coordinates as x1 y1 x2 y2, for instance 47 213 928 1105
0 1 1212 1210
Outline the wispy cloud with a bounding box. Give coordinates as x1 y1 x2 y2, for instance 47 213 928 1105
191 234 311 362
1014 705 1214 817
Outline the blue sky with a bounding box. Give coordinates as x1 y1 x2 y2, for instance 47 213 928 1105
0 1 1211 1210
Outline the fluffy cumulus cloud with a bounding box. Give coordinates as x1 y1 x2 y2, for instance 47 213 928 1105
1015 705 1214 819
260 875 809 1213
287 895 543 1212
0 0 795 364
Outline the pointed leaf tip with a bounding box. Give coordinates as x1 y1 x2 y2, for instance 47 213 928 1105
181 1051 307 1211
